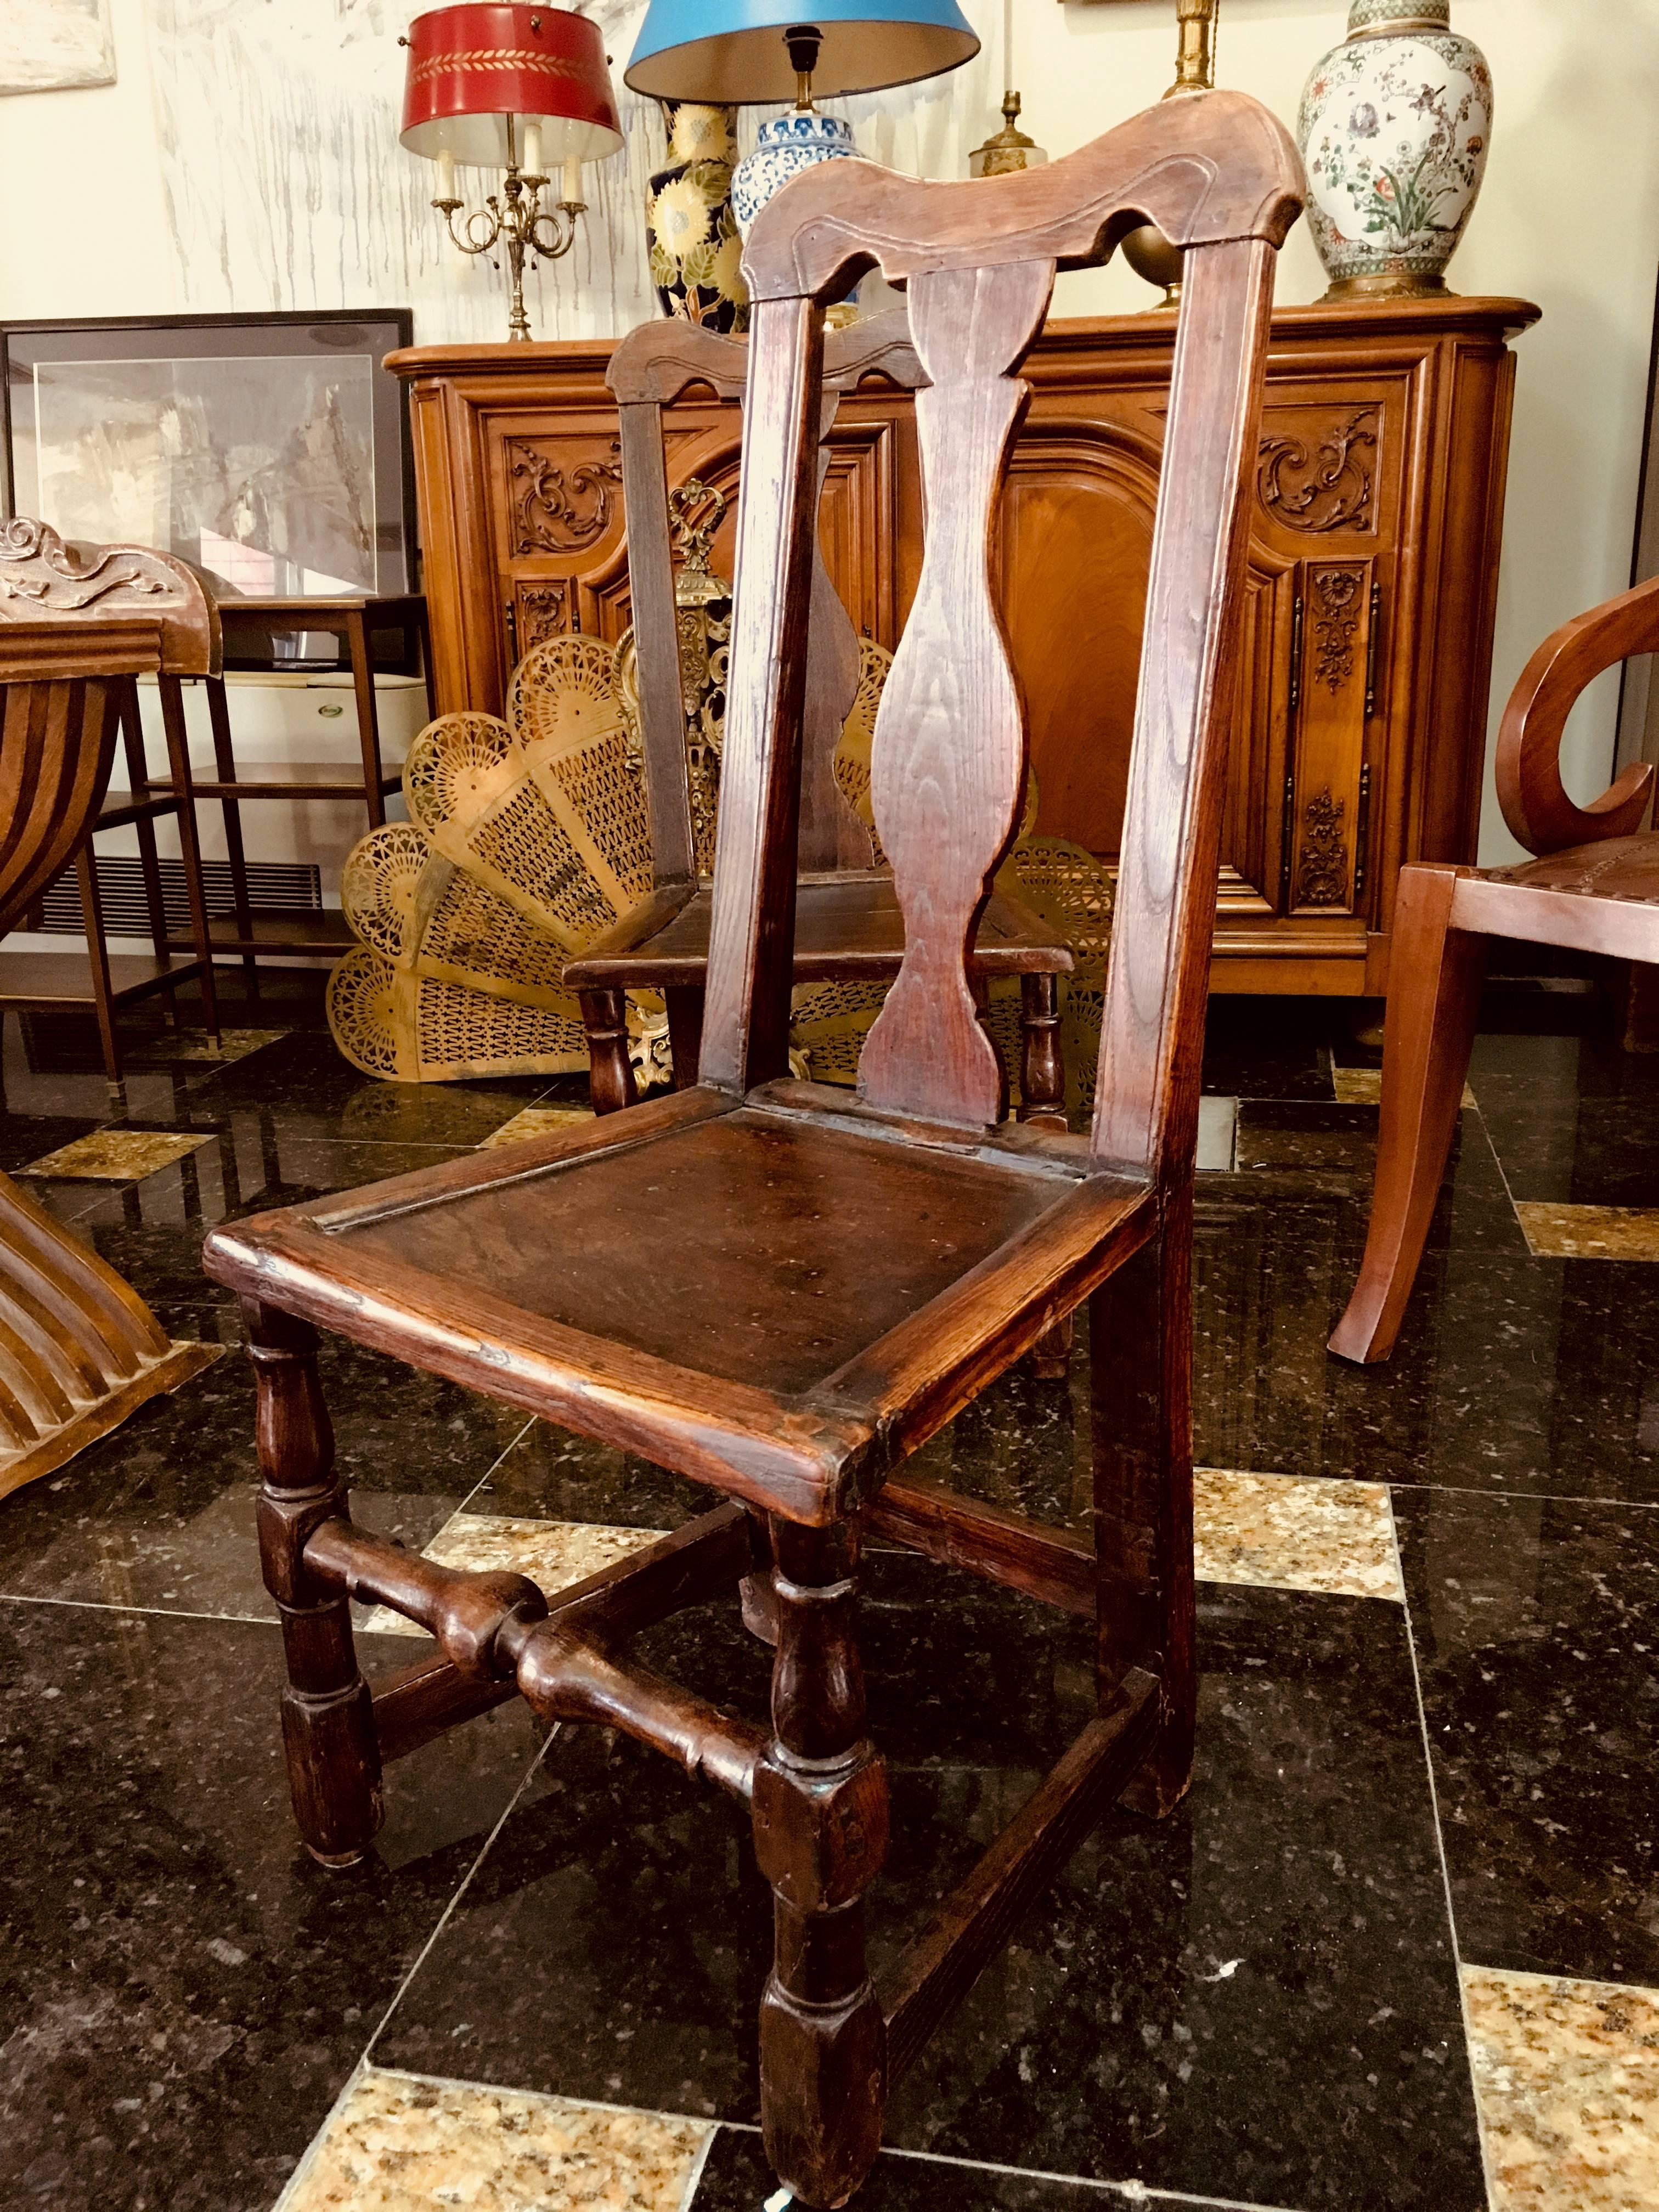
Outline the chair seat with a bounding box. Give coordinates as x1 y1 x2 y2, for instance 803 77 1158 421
563 872 1073 992
203 1081 1148 1525
1487 833 1659 904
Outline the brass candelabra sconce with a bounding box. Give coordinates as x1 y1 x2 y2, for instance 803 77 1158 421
433 122 586 344
1123 0 1219 309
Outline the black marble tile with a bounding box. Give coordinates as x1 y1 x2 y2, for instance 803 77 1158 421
0 1599 552 2212
0 1010 218 1126
0 1333 526 1622
173 1029 554 1147
378 1577 1481 2211
692 2130 1201 2210
1466 1029 1659 1209
59 1130 479 1310
1394 1486 1659 1987
1199 998 1340 1102
469 1418 719 1532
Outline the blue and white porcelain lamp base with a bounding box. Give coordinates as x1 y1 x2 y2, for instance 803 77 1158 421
730 108 859 239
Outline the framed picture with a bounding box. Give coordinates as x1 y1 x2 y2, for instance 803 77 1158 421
0 1 116 97
1618 266 1659 776
0 310 416 612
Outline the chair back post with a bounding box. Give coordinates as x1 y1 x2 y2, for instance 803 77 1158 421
1493 572 1659 856
608 312 928 889
0 520 218 939
703 93 1302 1143
608 324 750 890
1088 233 1276 1182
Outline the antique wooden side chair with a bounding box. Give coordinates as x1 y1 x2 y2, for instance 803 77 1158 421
204 92 1301 2210
1331 574 1659 1363
0 520 224 1496
565 309 1075 1130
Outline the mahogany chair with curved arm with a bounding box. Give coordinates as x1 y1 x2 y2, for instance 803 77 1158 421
1330 574 1659 1364
0 521 225 1497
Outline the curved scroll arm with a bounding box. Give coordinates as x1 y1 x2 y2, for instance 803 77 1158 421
741 88 1303 306
0 517 218 677
1495 574 1659 855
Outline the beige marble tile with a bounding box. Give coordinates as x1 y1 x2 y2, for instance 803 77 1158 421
1515 1203 1659 1261
480 1105 596 1150
20 1129 215 1181
1332 1066 1476 1109
1194 1468 1403 1600
136 1026 288 1065
280 2067 712 2212
362 1513 666 1638
1464 1965 1659 2212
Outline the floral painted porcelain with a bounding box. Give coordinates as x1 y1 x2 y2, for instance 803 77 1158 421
646 103 748 334
1297 0 1492 297
730 109 859 240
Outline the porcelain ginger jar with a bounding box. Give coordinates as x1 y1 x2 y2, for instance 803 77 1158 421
1296 0 1492 298
647 102 749 334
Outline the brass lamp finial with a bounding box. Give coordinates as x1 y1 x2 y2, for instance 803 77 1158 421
1123 0 1219 308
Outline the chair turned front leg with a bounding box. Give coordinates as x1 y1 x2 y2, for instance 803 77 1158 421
752 1520 888 2209
1328 864 1485 1364
1091 1203 1195 1821
245 1298 383 1866
578 989 637 1116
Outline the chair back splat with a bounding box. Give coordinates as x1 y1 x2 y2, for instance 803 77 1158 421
700 93 1300 1165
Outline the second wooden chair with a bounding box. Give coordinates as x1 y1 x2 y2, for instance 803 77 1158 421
565 309 1074 1128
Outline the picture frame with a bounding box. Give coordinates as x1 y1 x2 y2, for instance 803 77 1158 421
0 309 417 630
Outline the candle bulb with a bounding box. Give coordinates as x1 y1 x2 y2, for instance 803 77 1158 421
562 154 583 205
521 121 543 177
435 146 456 201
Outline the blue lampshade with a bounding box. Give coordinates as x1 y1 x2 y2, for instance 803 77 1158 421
625 0 980 106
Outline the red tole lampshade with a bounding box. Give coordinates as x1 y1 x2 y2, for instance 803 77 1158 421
401 4 624 170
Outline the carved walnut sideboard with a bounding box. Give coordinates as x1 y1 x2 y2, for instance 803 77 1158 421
388 294 1538 997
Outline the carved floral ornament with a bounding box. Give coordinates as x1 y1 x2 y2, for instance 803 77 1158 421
508 438 623 554
1295 788 1350 910
1311 565 1367 691
1258 409 1378 534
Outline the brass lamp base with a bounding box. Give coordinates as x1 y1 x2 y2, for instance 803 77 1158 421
1122 222 1182 310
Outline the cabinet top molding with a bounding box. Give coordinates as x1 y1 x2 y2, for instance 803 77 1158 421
386 295 1541 385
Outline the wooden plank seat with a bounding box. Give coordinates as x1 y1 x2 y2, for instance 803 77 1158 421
205 89 1302 2212
562 310 1073 1127
1330 573 1659 1363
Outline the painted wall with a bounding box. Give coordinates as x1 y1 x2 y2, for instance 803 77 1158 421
2 0 1655 865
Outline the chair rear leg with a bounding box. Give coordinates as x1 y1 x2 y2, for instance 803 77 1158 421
1019 972 1073 1377
1328 865 1486 1365
578 989 637 1116
1092 1197 1195 1820
753 1519 888 2209
665 985 705 1091
245 1297 383 1865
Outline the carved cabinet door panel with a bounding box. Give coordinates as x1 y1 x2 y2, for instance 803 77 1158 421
996 424 1289 917
1285 557 1376 915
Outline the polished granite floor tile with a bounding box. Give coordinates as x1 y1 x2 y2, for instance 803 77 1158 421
469 1419 718 1533
1466 1031 1659 1212
1393 1488 1659 1987
1199 999 1341 1103
1513 1202 1659 1260
126 1028 290 1068
59 1130 479 1311
481 1105 598 1149
363 1514 665 1637
689 2129 1248 2209
0 1338 527 1622
1463 1966 1659 2212
280 2068 713 2212
0 1600 554 2212
1193 1468 1402 1599
1331 1066 1478 1110
175 1029 553 1148
21 1127 217 1181
377 1578 1482 2210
